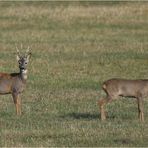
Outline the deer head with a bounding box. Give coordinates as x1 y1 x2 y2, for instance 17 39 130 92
16 45 31 72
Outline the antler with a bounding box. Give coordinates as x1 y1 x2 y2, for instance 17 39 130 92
25 46 32 57
15 45 21 57
16 44 31 58
26 46 30 52
21 43 23 50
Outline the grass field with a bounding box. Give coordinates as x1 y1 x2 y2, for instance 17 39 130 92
0 1 148 147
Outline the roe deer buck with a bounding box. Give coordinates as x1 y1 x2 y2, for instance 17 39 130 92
98 78 148 122
0 46 31 115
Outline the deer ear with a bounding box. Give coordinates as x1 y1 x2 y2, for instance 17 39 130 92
26 52 31 61
16 55 20 61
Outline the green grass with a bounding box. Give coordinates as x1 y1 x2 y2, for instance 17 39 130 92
0 1 148 147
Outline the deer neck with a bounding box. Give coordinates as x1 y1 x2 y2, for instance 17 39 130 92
20 69 28 81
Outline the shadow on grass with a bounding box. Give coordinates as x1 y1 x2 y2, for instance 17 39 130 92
59 112 136 121
113 138 134 145
107 112 137 121
60 112 100 120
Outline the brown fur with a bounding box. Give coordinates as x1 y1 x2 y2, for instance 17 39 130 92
98 78 148 122
0 48 31 115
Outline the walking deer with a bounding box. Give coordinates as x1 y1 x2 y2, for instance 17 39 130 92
0 46 31 115
98 78 148 122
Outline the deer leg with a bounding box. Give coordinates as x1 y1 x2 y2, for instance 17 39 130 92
98 98 107 120
12 93 21 115
98 97 113 121
137 97 144 122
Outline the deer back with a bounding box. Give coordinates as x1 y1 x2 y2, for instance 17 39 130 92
103 79 148 98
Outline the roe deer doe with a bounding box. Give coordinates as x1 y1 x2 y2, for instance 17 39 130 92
0 46 31 115
98 78 148 122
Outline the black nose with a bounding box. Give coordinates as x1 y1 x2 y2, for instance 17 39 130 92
19 66 25 70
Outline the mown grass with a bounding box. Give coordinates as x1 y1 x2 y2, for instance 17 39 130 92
0 1 148 147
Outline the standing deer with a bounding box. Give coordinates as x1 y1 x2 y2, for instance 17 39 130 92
98 78 148 122
0 46 31 115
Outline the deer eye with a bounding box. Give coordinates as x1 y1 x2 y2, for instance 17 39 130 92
25 62 27 65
